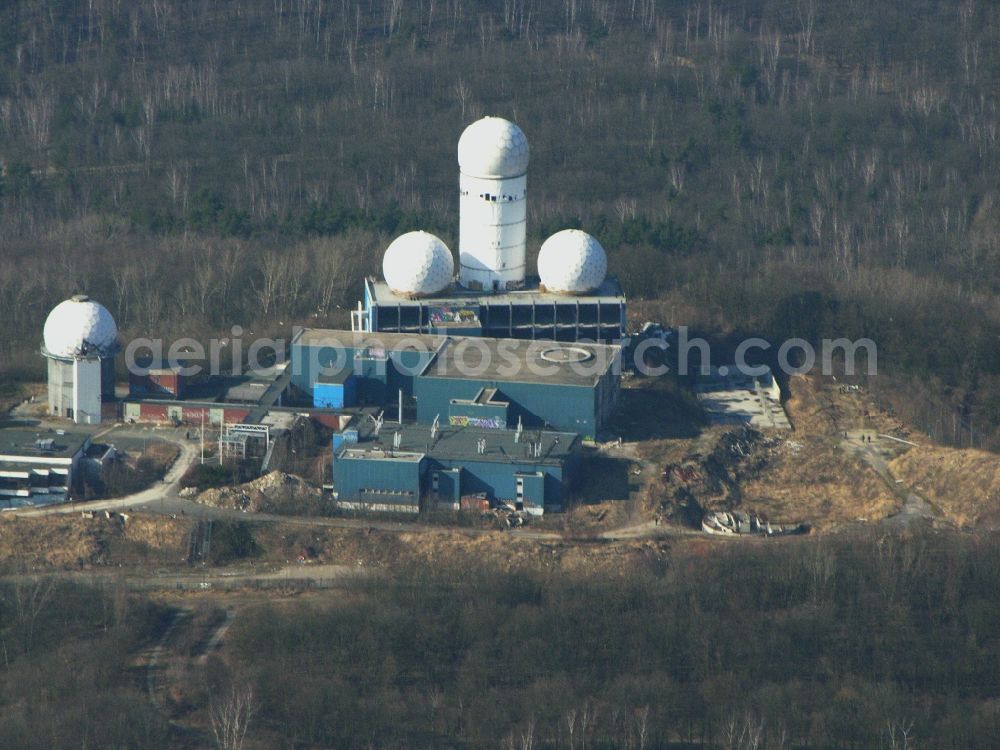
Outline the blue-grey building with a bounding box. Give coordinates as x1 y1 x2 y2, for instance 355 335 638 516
332 422 579 514
291 329 620 439
313 370 357 409
414 337 620 439
290 329 445 407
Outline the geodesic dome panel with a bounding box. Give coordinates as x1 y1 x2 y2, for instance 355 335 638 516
42 295 119 358
458 116 530 178
537 229 608 294
383 231 455 297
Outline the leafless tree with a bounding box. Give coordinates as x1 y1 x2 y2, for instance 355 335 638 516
20 81 54 153
256 250 289 317
886 718 915 750
634 705 650 750
721 710 764 750
209 682 257 750
454 78 472 119
12 577 56 655
565 707 577 749
797 0 816 57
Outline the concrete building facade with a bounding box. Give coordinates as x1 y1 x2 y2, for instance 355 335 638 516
0 429 91 507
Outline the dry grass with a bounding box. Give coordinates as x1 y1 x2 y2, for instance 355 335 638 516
252 523 670 577
721 375 901 528
783 373 904 438
0 514 190 570
140 441 181 469
0 382 44 416
889 446 1000 528
740 435 897 529
0 516 111 569
636 375 901 529
124 515 190 556
563 500 633 535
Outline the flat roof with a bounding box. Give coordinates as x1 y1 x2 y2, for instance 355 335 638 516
366 275 626 306
339 448 424 462
293 328 620 387
421 337 619 387
224 382 269 403
317 369 356 385
448 387 507 406
0 429 89 460
293 328 447 350
343 423 577 466
695 390 791 430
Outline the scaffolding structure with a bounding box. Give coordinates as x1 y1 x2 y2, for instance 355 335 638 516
218 423 271 462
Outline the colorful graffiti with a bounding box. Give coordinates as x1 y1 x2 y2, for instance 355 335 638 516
430 306 479 325
448 415 505 429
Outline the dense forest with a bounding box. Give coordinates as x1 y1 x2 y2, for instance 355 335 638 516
228 531 1000 748
3 530 992 748
2 0 1000 446
0 578 169 747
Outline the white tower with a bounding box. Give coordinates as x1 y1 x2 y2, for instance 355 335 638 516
457 116 529 292
41 294 119 425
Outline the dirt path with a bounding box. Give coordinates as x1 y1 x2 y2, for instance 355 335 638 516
144 608 191 710
198 609 236 664
841 431 939 528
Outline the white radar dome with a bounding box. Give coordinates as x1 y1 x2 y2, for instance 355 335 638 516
458 116 529 179
42 294 119 358
383 231 455 297
537 229 608 294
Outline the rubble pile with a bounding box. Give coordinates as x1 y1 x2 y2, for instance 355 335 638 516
656 426 785 527
196 471 322 514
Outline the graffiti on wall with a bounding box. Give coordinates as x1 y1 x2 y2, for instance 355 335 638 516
430 307 479 325
449 415 505 429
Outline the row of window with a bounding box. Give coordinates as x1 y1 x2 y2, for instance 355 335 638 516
459 190 524 202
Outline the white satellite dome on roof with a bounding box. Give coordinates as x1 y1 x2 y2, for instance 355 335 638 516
383 231 455 297
42 294 119 358
458 116 529 179
537 229 608 294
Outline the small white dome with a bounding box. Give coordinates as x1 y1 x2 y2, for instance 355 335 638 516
43 294 119 358
383 231 454 297
458 116 529 179
537 230 608 294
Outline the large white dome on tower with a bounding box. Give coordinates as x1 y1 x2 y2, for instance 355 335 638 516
383 231 455 297
537 230 608 294
458 116 529 179
42 294 119 358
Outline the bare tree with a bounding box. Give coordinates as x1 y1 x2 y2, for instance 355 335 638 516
565 707 577 749
12 577 56 655
256 250 289 317
721 711 764 750
209 682 257 750
887 719 915 750
20 81 54 153
634 706 650 750
454 78 472 119
797 0 816 57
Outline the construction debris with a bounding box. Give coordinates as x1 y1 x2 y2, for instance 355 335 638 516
701 510 810 537
480 501 527 530
653 426 794 528
194 471 322 514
